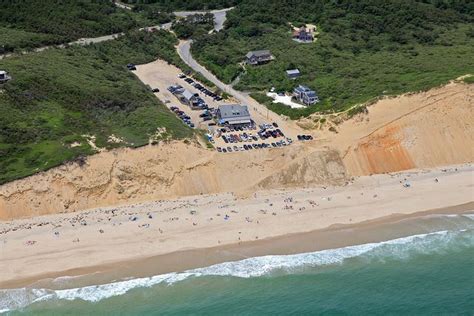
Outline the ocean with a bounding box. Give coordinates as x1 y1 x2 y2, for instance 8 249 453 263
2 212 474 315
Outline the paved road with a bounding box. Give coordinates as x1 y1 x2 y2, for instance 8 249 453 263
0 8 232 60
174 7 233 32
177 40 302 136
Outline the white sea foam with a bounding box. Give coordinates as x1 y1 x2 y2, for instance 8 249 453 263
1 227 473 313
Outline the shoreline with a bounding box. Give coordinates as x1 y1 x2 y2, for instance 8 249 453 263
9 201 473 291
1 164 473 289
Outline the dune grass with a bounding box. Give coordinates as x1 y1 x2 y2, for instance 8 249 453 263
0 31 192 184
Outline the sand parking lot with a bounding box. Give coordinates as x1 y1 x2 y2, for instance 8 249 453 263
134 59 298 152
134 59 231 130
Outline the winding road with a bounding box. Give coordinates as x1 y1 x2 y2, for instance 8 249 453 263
177 40 302 135
0 8 232 60
1 5 303 134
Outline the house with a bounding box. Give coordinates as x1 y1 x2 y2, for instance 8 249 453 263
245 50 274 65
218 104 252 126
286 69 301 79
292 27 314 43
293 85 319 105
0 70 11 83
179 89 201 109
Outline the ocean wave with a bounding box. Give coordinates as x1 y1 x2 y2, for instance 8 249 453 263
1 226 473 313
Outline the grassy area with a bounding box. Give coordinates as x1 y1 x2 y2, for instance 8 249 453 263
124 0 240 11
462 75 474 84
191 0 474 118
0 31 193 184
0 27 66 53
0 0 165 53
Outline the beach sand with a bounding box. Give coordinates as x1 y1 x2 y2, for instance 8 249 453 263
0 81 472 220
1 164 472 288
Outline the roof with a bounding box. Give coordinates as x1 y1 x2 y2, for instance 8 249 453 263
286 69 300 75
294 85 317 96
181 89 194 101
305 91 317 97
294 85 312 92
0 71 6 75
218 104 251 121
246 50 271 58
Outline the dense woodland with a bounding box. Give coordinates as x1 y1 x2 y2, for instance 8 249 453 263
0 0 154 53
0 31 192 184
172 13 215 39
124 0 239 10
192 0 474 117
0 0 473 183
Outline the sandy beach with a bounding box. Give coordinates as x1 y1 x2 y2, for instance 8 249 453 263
1 163 472 288
1 81 472 220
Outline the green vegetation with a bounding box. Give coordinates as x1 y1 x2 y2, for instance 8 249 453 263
0 0 162 53
0 30 192 184
462 75 474 84
172 14 215 39
0 27 64 53
192 0 474 118
131 4 175 25
124 0 240 11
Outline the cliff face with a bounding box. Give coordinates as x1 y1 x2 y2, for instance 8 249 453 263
0 142 348 220
1 83 472 220
341 82 473 175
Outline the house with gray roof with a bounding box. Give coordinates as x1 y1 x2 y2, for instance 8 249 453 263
286 69 301 79
293 85 319 105
178 89 201 109
218 104 252 126
292 27 314 43
245 50 274 65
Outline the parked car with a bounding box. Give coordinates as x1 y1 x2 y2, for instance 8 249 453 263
152 88 160 93
127 63 136 71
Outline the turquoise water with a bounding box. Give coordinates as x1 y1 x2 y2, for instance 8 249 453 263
2 213 474 315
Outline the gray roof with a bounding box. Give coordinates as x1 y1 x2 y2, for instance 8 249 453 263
218 104 251 123
246 50 271 59
286 69 300 75
294 85 312 93
181 89 194 101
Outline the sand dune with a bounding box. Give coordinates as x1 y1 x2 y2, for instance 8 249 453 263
337 82 473 175
0 143 346 220
0 81 472 220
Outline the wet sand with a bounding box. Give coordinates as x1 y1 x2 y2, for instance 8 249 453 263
1 164 472 289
